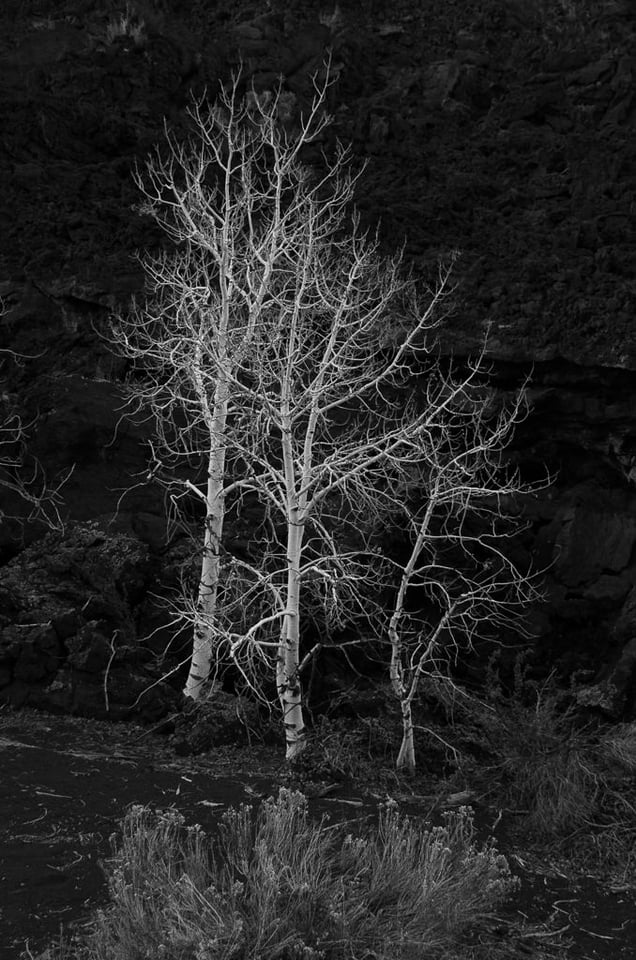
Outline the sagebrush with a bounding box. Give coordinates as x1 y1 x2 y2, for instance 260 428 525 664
48 788 517 960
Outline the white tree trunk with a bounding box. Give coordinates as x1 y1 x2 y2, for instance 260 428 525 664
183 389 229 700
277 502 306 759
183 471 225 699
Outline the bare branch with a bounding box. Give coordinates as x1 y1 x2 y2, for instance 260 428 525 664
0 346 72 532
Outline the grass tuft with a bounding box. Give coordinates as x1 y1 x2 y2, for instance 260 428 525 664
459 661 601 836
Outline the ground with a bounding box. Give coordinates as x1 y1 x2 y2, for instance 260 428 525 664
1 708 634 960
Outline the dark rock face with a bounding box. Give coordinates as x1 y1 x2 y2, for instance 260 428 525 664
337 0 636 370
2 0 636 719
512 363 636 715
2 624 62 683
0 521 178 720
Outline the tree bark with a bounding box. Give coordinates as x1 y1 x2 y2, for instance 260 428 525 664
183 383 229 699
396 699 416 773
278 502 306 759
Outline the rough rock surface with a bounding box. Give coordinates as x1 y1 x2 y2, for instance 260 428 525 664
2 0 636 718
0 520 178 719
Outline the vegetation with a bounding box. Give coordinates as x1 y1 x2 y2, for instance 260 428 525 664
43 789 517 960
386 373 545 773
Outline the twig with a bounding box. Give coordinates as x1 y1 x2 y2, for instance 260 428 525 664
103 629 120 713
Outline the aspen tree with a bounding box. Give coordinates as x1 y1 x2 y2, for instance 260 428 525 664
386 368 544 772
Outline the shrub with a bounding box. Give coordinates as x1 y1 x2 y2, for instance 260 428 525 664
49 789 517 960
598 721 636 777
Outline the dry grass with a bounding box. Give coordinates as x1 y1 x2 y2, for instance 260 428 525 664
455 663 636 889
458 663 601 836
598 722 636 775
494 708 600 837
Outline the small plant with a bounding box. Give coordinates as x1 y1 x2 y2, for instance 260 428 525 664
334 800 518 958
454 661 636 887
105 3 147 48
46 789 517 960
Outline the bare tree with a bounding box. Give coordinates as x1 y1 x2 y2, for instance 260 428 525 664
112 71 539 759
386 366 546 772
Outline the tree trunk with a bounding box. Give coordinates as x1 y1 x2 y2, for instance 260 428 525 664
278 508 306 759
183 391 228 700
388 502 435 770
183 499 223 699
389 588 413 770
396 699 416 773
